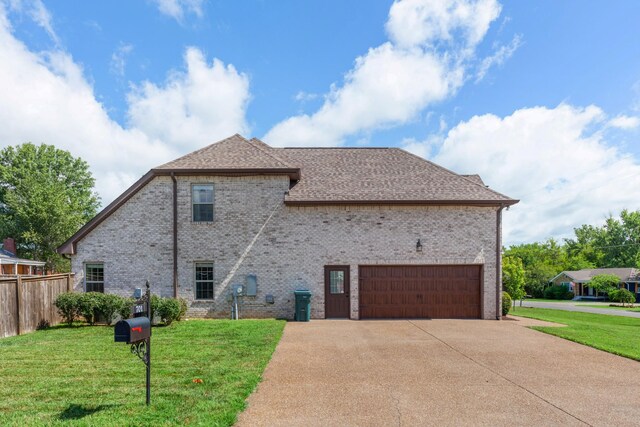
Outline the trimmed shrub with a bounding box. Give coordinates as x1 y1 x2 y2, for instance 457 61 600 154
502 292 512 316
177 298 188 321
543 284 574 300
78 292 101 325
118 297 135 320
150 294 162 321
54 292 186 326
157 298 182 325
95 293 124 325
54 292 81 325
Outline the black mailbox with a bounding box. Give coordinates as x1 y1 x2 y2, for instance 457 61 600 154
114 317 151 344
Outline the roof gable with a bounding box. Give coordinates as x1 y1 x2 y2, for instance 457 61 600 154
156 134 294 170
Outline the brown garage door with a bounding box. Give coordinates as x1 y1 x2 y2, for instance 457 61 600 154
359 265 481 319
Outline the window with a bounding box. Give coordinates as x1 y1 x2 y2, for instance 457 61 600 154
192 184 214 222
329 270 345 294
195 262 214 299
85 263 104 293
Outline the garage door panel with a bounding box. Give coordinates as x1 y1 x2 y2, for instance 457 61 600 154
359 265 481 319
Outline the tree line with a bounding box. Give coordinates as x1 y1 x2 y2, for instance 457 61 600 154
503 210 640 298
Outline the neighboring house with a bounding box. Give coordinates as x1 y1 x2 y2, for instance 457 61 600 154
0 238 46 276
550 268 640 300
57 135 518 320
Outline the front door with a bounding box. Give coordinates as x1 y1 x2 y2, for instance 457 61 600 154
324 266 350 318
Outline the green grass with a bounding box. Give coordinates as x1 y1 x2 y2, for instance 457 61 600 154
511 307 640 361
579 304 640 312
0 319 285 426
522 298 573 303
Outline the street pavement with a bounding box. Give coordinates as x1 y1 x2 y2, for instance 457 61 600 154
519 300 640 318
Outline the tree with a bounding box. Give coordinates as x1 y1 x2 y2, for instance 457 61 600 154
566 210 640 268
609 288 635 307
503 256 526 305
0 143 100 271
504 239 575 297
588 274 620 299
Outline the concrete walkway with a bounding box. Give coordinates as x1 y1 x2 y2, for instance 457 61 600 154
520 300 640 318
237 319 640 427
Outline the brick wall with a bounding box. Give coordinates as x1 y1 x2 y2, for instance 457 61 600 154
72 175 500 320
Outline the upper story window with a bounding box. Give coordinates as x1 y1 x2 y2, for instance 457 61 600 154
192 184 214 222
85 263 104 293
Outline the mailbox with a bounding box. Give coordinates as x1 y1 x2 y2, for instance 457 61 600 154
114 317 151 344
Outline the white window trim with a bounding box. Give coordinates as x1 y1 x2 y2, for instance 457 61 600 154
84 262 104 293
194 261 215 300
191 183 215 223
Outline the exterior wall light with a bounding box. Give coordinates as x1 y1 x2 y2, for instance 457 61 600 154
416 239 423 252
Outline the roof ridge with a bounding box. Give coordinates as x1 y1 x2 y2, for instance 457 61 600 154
392 148 518 203
247 138 296 169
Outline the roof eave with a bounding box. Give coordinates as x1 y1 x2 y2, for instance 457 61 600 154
152 168 300 180
284 199 519 207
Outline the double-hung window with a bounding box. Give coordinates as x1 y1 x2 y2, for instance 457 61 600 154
85 263 104 293
195 262 214 300
192 184 214 222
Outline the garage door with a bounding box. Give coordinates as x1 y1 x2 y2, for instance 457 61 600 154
359 265 481 319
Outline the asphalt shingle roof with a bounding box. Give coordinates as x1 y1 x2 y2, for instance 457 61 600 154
562 268 640 283
153 134 516 205
277 147 514 204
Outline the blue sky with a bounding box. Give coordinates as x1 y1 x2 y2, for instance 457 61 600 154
1 0 639 245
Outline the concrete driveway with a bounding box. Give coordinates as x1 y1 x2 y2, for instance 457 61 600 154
237 318 640 427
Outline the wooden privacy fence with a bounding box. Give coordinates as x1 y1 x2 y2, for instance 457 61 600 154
0 273 73 338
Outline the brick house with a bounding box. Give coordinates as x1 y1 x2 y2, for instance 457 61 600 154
58 135 517 320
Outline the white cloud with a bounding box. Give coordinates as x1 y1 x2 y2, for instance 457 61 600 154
264 0 501 147
386 0 501 50
607 115 640 130
294 91 318 102
151 0 204 23
428 104 640 245
0 3 250 205
110 43 133 76
476 33 521 82
126 47 250 151
6 0 58 43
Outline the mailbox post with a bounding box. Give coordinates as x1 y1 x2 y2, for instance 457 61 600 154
114 281 152 405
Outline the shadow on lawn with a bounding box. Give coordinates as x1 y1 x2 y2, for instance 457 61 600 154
58 403 117 420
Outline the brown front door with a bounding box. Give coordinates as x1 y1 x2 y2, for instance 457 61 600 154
325 266 350 318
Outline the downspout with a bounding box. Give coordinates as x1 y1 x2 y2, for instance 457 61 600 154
495 205 505 320
171 173 178 299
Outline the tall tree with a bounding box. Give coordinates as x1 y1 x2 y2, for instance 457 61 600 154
0 143 100 271
566 210 640 268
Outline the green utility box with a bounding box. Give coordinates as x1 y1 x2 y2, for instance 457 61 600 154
294 289 312 322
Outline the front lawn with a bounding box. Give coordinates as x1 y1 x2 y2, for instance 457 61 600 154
0 319 285 426
511 307 640 361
